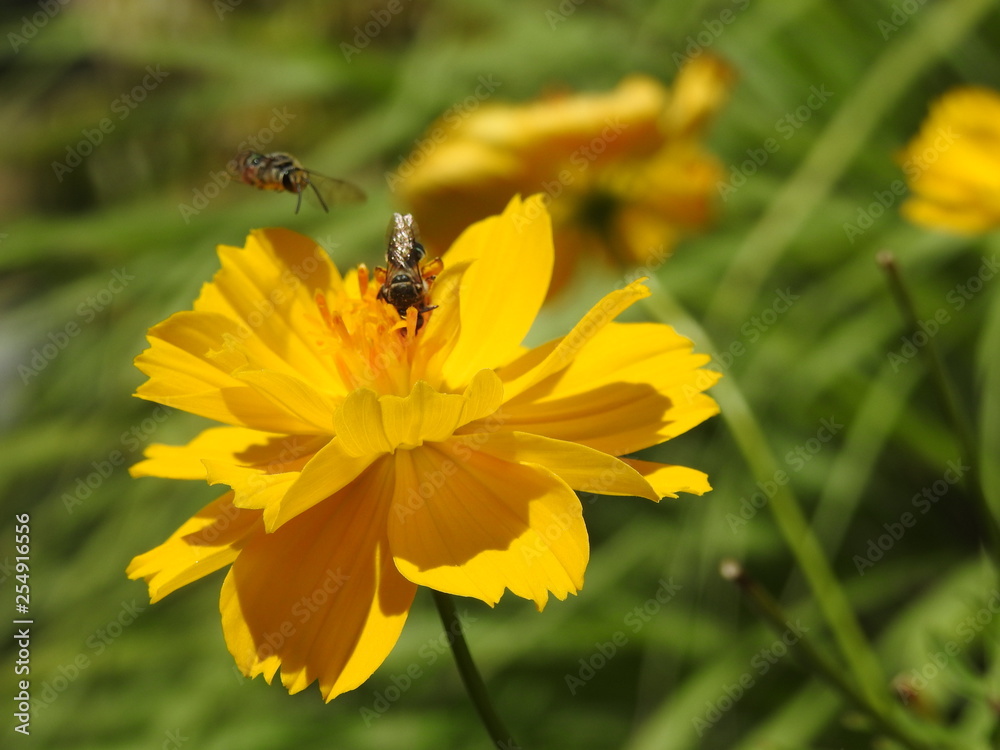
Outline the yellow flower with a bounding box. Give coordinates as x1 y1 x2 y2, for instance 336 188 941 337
393 59 734 293
898 86 1000 234
127 196 720 701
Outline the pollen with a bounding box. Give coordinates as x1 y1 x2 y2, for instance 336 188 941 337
310 265 427 396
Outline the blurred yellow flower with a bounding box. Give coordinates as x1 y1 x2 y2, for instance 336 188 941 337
392 59 734 293
127 196 720 701
898 86 1000 234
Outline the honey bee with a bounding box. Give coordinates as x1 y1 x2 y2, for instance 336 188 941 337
227 150 366 213
376 213 442 330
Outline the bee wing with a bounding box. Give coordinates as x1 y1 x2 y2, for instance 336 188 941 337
301 170 367 211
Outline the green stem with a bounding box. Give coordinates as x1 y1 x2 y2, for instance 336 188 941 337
642 282 890 711
721 560 950 750
431 590 521 750
877 251 1000 565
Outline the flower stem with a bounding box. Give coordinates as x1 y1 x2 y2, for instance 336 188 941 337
431 590 521 750
720 560 952 750
877 251 1000 565
641 282 890 711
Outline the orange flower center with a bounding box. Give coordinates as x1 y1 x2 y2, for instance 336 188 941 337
312 265 427 396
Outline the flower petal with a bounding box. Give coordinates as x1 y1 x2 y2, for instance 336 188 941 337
204 461 299 512
264 437 376 531
497 321 720 455
127 492 262 603
262 372 505 531
497 281 652 402
438 195 554 389
388 443 587 609
621 458 712 497
135 311 327 433
454 430 659 501
198 228 346 392
221 459 416 701
333 370 505 458
132 427 324 480
234 369 338 432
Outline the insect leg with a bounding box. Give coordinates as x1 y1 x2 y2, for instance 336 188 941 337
309 181 330 213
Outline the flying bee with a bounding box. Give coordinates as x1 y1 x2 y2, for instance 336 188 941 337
227 150 366 213
376 213 442 330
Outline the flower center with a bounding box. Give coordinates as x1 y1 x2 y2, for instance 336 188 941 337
313 265 426 396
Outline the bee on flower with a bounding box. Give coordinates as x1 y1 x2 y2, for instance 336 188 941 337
127 196 719 701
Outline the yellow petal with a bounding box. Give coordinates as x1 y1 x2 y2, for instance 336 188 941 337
135 311 327 433
127 492 262 603
901 198 1000 234
438 195 554 389
380 381 470 448
388 443 588 609
221 459 416 701
454 430 659 501
498 281 652 402
197 228 346 392
898 86 1000 234
204 461 299 512
662 55 737 137
332 370 505 458
333 388 392 456
621 458 712 497
265 437 376 531
497 321 720 456
130 426 302 480
234 369 338 433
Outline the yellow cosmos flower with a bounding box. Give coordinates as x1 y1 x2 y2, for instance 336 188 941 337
127 196 720 701
392 59 734 293
898 86 1000 233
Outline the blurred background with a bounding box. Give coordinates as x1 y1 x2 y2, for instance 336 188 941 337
3 0 1000 748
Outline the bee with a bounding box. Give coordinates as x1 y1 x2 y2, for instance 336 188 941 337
376 213 442 330
227 150 365 213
